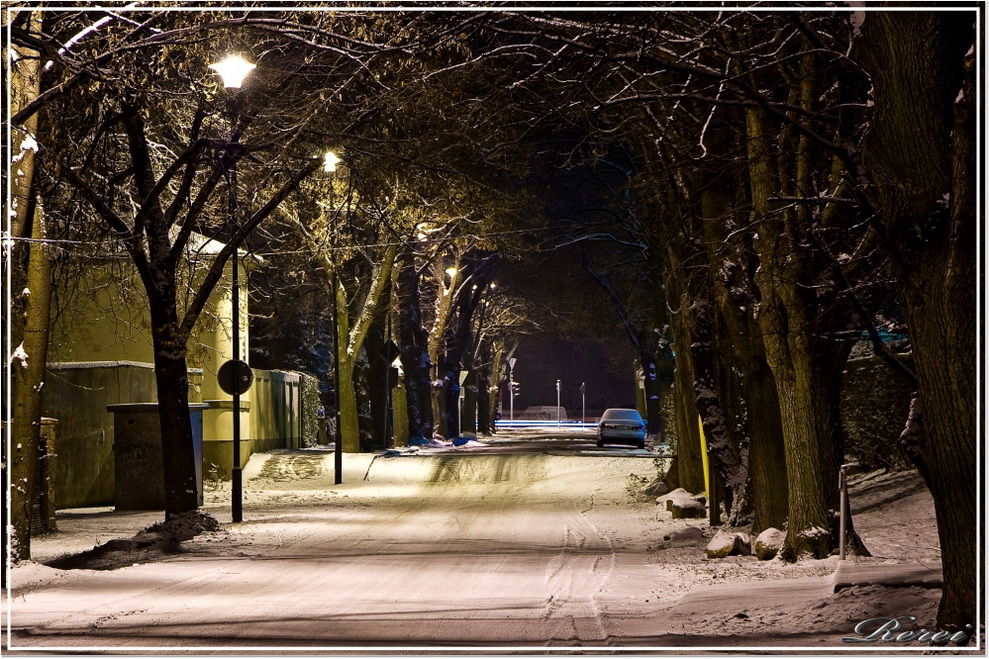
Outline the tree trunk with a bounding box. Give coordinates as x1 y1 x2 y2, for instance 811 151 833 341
485 346 504 435
332 244 397 452
337 355 359 453
8 198 53 560
639 350 662 435
747 95 855 559
665 259 707 496
441 349 461 440
396 250 433 443
700 182 786 532
689 310 748 525
365 321 391 450
428 271 457 436
354 345 375 452
149 299 198 517
6 8 45 567
858 12 977 632
334 277 361 453
476 370 491 435
744 359 788 533
461 369 478 435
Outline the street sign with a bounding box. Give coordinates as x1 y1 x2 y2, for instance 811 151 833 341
218 359 254 395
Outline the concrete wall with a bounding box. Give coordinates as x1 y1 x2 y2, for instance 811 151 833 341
43 361 158 508
44 362 311 503
202 369 305 478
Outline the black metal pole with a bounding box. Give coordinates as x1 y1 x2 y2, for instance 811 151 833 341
332 267 342 484
231 155 243 523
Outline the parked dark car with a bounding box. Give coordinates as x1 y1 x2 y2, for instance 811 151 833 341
597 408 646 449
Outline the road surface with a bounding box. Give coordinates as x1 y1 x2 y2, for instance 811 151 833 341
5 434 893 652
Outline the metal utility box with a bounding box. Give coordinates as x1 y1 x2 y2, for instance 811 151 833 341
107 403 208 510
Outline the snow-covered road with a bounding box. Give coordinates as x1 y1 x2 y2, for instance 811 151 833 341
5 438 944 653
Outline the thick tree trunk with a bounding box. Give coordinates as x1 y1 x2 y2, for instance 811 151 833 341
336 357 360 453
744 360 788 533
858 12 977 632
689 313 748 525
335 279 360 453
700 184 786 532
746 95 856 558
461 369 478 435
762 315 849 559
441 338 461 440
8 199 53 560
396 251 433 443
665 260 707 496
149 301 198 517
365 322 391 450
6 8 45 566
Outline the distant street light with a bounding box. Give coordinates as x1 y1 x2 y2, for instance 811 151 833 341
211 54 256 523
556 379 561 429
508 357 517 421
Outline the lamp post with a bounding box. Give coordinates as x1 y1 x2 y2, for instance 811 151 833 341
556 379 561 429
580 381 586 424
508 357 517 421
324 150 343 485
211 54 255 523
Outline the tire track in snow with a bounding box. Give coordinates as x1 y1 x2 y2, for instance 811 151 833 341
542 489 615 643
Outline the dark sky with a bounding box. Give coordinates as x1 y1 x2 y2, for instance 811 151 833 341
508 336 636 418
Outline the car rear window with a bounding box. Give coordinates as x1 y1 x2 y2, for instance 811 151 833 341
602 409 641 421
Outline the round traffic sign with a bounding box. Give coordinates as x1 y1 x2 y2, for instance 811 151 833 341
218 359 253 395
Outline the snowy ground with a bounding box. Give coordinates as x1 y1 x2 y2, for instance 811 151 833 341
3 432 978 654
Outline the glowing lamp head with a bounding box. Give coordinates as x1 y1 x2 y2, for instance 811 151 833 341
323 151 341 172
210 55 256 88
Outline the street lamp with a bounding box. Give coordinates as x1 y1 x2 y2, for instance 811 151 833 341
581 381 586 424
508 357 517 421
212 54 255 523
322 151 344 484
209 55 255 88
323 150 341 173
556 379 561 429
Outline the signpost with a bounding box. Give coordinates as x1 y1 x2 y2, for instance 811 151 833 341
218 358 253 522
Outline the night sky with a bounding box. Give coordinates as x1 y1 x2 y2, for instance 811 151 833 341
507 336 636 419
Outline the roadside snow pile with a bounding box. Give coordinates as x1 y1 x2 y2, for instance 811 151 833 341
146 510 221 542
44 511 221 571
